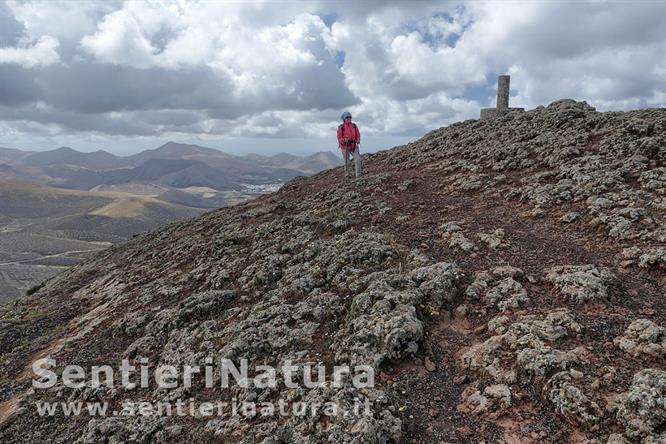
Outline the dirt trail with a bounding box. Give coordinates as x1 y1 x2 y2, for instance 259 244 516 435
0 396 23 428
0 247 111 267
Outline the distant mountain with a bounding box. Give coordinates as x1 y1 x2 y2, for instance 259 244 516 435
123 158 202 182
302 151 342 173
0 147 33 165
21 147 126 170
143 159 238 190
43 159 284 191
126 141 233 164
269 152 301 164
14 142 233 171
243 150 341 174
40 165 129 190
0 142 342 193
244 152 297 166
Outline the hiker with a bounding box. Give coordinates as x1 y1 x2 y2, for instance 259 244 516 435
337 111 361 179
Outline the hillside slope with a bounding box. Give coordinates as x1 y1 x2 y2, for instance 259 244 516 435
0 181 207 302
0 100 664 443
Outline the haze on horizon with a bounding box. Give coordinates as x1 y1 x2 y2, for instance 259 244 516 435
0 0 664 156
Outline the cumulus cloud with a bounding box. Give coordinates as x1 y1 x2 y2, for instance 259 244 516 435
79 1 179 69
0 35 60 68
6 0 109 48
458 1 666 109
0 0 663 154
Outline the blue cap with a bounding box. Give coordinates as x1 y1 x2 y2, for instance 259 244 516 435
340 111 352 121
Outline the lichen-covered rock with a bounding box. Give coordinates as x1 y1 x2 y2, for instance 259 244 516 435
613 369 666 441
560 212 581 223
485 277 527 312
476 228 508 249
614 319 666 359
545 265 615 303
248 383 403 444
620 246 642 260
409 261 461 308
449 172 483 191
458 383 511 417
74 416 165 444
543 370 602 424
406 249 432 269
465 266 528 311
487 315 511 334
397 179 415 191
599 206 647 239
606 434 630 444
461 309 583 383
333 280 423 366
639 248 666 269
583 188 659 240
639 167 666 193
439 221 475 251
509 179 575 209
333 262 459 367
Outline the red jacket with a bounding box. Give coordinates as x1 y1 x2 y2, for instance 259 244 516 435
337 121 360 151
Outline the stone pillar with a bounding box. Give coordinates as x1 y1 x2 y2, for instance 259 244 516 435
497 75 510 110
480 75 523 120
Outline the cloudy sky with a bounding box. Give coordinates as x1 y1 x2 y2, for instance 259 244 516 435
0 0 664 156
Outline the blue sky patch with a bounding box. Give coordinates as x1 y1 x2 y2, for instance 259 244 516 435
319 12 338 28
400 11 468 51
465 83 495 107
334 50 346 68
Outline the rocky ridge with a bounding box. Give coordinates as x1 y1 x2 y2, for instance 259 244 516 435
0 100 664 443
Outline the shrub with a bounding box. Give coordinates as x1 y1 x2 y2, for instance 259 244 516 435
26 283 45 296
